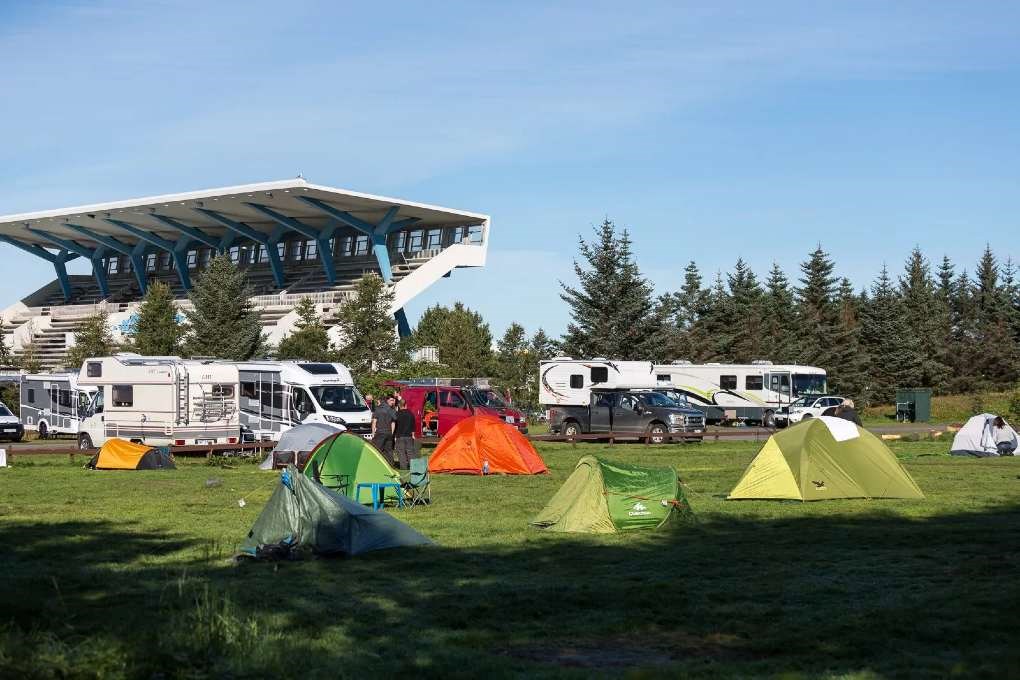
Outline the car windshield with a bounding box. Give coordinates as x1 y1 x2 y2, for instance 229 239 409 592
792 374 827 397
467 389 508 409
0 403 11 417
639 392 678 408
310 385 367 412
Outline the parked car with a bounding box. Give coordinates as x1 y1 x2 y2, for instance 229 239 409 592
548 388 705 443
387 380 528 438
0 400 24 442
775 395 847 426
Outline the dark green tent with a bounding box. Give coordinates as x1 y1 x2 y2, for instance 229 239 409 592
531 455 690 533
303 433 400 503
242 465 432 558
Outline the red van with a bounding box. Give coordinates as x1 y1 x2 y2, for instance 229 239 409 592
385 379 528 438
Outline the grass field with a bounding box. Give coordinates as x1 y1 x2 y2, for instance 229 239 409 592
862 391 1019 425
1 441 1018 679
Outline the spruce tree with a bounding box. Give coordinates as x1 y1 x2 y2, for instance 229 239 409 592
184 255 264 360
0 328 13 367
794 245 839 370
760 263 797 363
333 274 398 377
726 258 764 362
899 248 950 390
829 278 869 401
277 297 331 362
65 311 116 369
130 281 183 357
696 272 733 361
530 328 559 361
859 265 922 403
560 220 658 359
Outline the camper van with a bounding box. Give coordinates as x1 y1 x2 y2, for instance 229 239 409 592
233 361 372 440
20 373 97 439
653 361 827 425
76 355 241 449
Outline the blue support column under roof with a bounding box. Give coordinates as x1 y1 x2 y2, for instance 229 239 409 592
66 223 148 294
244 202 337 284
195 208 287 288
0 235 79 301
27 228 110 299
104 218 193 290
296 196 424 334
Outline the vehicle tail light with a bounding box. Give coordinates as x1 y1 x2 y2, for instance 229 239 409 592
228 437 238 444
174 439 185 446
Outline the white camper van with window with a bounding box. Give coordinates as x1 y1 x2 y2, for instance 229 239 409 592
233 361 372 441
20 373 97 439
75 355 241 449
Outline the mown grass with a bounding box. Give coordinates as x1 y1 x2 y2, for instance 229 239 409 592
863 391 1019 425
1 441 1018 679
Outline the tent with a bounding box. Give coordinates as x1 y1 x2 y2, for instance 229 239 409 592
241 465 432 558
950 414 1019 457
86 438 176 470
303 432 400 502
728 416 923 501
259 423 343 470
428 414 548 475
531 455 689 533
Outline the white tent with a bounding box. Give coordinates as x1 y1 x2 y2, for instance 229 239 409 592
950 414 1018 457
258 423 343 470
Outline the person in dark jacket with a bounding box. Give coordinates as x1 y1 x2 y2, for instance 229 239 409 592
393 397 418 470
371 395 397 465
833 399 862 426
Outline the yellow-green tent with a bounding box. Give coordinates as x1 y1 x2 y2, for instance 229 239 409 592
728 416 923 501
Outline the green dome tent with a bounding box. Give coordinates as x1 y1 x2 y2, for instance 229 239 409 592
728 416 924 501
241 465 432 558
303 433 400 503
531 455 690 533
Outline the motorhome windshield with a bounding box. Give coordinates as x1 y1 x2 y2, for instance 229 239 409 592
792 374 827 396
466 389 508 409
639 392 678 408
310 385 367 412
0 403 11 417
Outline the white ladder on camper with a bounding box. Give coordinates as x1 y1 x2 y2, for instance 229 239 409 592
175 365 190 426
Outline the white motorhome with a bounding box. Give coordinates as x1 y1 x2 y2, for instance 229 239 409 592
653 361 827 411
20 373 97 438
76 355 241 449
232 361 372 440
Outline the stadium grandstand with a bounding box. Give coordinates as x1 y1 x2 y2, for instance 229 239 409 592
0 178 489 370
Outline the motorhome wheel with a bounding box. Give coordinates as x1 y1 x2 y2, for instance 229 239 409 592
78 433 93 450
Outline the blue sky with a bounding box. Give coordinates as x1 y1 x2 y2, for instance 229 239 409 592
2 1 1019 339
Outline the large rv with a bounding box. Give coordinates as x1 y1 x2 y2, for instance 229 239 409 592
539 358 826 426
653 361 828 412
20 373 97 438
233 361 372 440
76 355 241 449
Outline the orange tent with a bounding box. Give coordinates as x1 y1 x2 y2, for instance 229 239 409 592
428 415 548 475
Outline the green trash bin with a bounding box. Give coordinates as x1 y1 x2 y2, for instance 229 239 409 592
895 388 932 423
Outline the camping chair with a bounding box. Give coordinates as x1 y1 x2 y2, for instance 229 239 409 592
401 457 431 508
310 460 350 496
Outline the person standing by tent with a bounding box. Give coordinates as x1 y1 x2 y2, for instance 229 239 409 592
833 399 862 426
371 394 397 465
393 397 418 470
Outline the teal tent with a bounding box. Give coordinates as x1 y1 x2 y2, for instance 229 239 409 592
242 465 432 558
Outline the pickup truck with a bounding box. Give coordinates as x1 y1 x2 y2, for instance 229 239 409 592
548 388 706 443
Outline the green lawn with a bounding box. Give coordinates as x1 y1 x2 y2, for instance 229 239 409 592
1 442 1018 679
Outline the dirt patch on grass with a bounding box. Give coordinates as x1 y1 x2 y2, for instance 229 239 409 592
503 630 754 669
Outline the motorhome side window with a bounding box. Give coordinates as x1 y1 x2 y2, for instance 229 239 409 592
211 384 234 398
590 367 608 383
745 376 764 390
112 385 133 407
86 362 102 377
720 375 737 390
569 374 583 389
27 388 35 402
